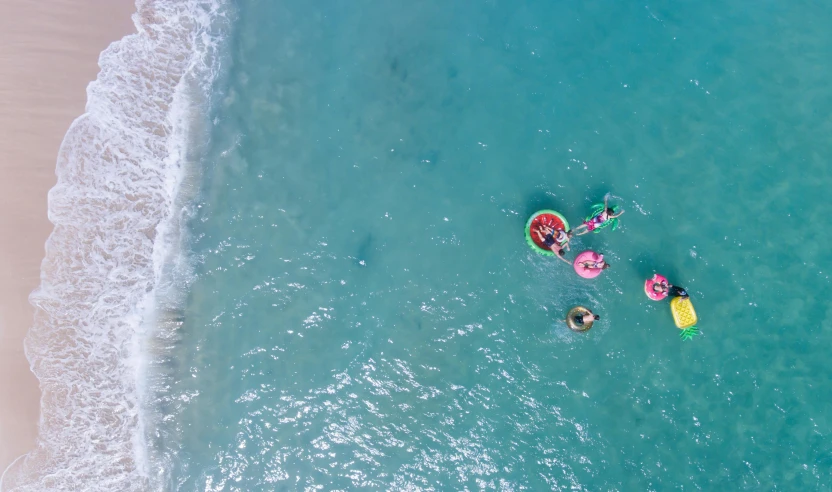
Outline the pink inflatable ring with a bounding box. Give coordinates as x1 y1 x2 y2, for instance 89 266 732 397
644 274 669 301
573 251 605 279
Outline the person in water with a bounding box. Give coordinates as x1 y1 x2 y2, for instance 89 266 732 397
574 196 625 235
578 254 610 271
651 277 689 299
534 224 572 263
571 310 600 327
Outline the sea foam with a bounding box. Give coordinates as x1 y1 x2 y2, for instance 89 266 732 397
0 1 228 490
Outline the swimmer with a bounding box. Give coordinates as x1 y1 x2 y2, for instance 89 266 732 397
669 285 689 299
570 309 600 327
577 254 610 271
651 277 689 299
540 224 572 250
574 196 624 235
534 225 572 263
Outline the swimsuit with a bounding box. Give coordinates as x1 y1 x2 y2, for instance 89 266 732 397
669 286 689 298
583 213 608 232
543 232 556 247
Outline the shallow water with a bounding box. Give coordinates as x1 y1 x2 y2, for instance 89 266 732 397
152 0 832 489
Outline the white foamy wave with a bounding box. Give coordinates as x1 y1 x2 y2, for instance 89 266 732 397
0 1 228 491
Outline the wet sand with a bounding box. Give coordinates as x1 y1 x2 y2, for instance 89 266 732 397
0 0 135 475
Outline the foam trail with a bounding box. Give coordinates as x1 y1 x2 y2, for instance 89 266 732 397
0 1 228 490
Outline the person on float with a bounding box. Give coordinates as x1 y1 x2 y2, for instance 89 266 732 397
574 196 624 235
534 224 572 264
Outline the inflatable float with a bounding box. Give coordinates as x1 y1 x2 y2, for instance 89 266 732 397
566 306 594 332
644 274 669 301
584 203 621 233
671 296 699 340
525 210 570 256
573 250 604 278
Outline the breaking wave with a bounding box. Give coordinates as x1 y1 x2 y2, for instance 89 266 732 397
0 0 230 490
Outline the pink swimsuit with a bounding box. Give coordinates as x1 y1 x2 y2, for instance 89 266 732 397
583 213 607 231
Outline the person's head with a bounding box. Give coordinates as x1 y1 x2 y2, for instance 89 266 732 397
557 249 565 257
566 230 573 238
593 314 600 320
601 262 611 270
605 207 615 216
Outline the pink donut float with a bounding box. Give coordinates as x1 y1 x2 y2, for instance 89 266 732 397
644 273 669 301
573 250 604 279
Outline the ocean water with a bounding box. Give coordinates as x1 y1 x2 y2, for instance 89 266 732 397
4 0 832 490
147 0 832 489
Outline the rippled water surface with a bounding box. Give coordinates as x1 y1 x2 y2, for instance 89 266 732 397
155 0 832 489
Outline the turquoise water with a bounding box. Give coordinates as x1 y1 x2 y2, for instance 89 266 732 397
152 0 832 489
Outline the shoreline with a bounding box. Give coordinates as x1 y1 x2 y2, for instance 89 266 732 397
0 0 136 475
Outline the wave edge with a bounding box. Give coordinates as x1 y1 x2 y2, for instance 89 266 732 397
0 1 230 490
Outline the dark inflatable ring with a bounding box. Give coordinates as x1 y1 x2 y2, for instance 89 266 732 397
566 306 594 332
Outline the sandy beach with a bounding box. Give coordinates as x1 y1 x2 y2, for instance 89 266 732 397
0 0 135 475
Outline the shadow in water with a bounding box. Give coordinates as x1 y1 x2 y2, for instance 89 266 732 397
353 232 375 268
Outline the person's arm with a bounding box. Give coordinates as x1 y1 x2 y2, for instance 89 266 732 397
611 209 625 218
603 196 609 210
555 251 571 264
534 229 545 242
